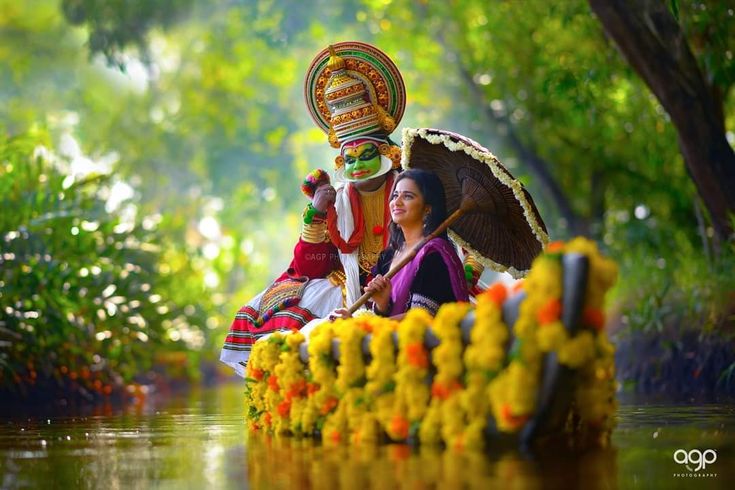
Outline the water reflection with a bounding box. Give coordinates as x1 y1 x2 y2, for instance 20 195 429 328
246 433 618 489
0 386 248 489
1 385 733 489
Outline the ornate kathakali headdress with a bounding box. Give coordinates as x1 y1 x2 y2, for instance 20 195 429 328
304 41 406 181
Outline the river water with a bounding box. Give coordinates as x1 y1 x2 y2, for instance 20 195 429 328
1 384 733 489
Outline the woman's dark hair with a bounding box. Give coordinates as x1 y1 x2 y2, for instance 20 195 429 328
388 169 448 250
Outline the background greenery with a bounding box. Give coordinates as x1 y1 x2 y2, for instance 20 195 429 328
1 0 733 399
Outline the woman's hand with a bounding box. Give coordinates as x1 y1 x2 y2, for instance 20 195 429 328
365 274 391 314
312 184 336 213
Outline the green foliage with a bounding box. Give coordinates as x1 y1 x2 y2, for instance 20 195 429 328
0 132 212 394
61 0 196 68
677 0 735 90
609 215 735 335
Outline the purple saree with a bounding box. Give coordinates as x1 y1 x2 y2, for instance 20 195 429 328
388 238 469 316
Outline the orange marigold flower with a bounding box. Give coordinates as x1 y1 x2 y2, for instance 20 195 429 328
547 241 565 253
264 412 272 427
267 374 279 391
277 400 291 418
357 318 373 333
286 379 307 400
431 381 448 400
537 298 562 325
583 308 605 331
329 430 342 444
321 396 339 415
431 380 461 400
484 282 508 306
405 342 429 369
501 403 529 429
389 415 409 440
307 382 320 395
250 368 264 381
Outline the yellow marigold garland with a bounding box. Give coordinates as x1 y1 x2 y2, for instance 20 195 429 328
459 284 509 449
323 317 368 445
305 322 339 436
419 302 470 448
564 238 619 442
391 308 433 441
363 315 399 444
273 331 306 435
245 332 285 432
488 266 549 432
243 237 618 447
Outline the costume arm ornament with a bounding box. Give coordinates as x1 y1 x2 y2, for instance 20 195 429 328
301 208 328 244
300 169 332 244
463 253 485 291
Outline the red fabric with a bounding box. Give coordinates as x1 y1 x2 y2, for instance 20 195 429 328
278 239 341 281
325 172 396 254
326 187 364 253
381 172 395 247
224 304 316 350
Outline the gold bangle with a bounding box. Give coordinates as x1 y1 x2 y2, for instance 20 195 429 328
301 221 328 243
464 253 485 275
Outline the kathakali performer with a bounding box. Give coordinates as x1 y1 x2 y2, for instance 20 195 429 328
220 42 410 374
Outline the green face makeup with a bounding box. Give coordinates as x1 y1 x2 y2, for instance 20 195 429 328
343 143 382 180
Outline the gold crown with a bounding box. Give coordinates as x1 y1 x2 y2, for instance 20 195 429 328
305 42 406 149
323 46 395 148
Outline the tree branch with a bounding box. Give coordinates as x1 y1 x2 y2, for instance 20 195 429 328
589 0 735 241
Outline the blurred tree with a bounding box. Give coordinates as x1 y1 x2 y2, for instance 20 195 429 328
61 0 195 68
0 132 213 396
589 0 735 241
0 1 86 133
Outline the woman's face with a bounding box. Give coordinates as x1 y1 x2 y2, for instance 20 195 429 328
343 142 382 181
390 178 429 227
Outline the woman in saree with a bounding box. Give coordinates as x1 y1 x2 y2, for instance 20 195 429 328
336 168 469 319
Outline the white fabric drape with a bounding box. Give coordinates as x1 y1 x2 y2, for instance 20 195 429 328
334 184 362 307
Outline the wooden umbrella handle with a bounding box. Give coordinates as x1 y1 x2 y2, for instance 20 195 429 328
346 206 468 314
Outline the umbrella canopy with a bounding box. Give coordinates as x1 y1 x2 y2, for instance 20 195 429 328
401 128 549 277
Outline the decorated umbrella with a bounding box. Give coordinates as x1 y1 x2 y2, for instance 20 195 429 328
347 127 548 314
401 128 548 275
